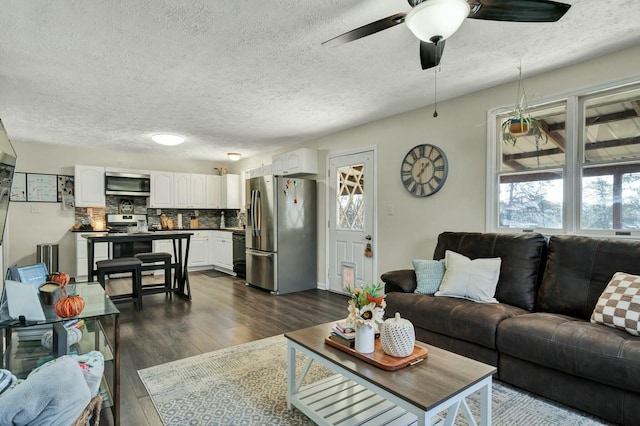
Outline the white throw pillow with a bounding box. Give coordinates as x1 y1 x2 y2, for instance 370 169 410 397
435 250 501 303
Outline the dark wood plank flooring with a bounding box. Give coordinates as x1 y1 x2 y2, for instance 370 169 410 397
103 271 348 425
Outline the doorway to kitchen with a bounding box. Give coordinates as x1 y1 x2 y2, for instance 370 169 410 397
327 148 376 294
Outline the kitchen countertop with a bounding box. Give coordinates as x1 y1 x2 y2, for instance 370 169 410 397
70 227 245 233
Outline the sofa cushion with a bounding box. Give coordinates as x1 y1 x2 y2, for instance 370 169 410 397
591 272 640 336
536 236 640 320
497 312 640 393
412 259 445 294
433 232 546 311
385 292 528 350
435 250 501 303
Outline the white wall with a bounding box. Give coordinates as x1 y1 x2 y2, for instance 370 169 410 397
7 142 226 272
235 44 640 284
7 44 639 283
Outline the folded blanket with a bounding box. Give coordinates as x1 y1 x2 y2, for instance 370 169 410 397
0 369 17 395
0 356 91 426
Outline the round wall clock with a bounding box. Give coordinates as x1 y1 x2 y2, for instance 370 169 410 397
400 144 448 197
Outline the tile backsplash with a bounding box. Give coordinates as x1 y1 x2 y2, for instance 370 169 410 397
75 196 240 229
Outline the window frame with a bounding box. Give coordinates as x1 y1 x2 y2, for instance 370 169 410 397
487 74 640 237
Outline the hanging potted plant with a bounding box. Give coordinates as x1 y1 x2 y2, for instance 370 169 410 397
500 66 548 148
501 113 547 147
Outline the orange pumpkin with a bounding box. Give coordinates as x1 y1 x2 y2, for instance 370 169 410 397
50 272 71 287
54 295 85 318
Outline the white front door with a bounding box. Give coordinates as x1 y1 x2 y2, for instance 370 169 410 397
327 149 376 293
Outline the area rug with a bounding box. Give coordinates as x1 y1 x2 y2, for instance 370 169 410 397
138 335 613 426
200 269 227 279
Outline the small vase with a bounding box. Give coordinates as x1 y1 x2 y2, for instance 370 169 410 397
355 324 375 353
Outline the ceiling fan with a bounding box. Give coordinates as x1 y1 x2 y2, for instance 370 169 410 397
323 0 572 70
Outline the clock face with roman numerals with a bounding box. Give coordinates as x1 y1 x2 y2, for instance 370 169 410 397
401 144 448 197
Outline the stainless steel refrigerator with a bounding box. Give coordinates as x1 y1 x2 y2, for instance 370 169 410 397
246 175 317 294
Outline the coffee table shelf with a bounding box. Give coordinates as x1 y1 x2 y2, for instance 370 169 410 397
286 322 496 426
295 374 423 425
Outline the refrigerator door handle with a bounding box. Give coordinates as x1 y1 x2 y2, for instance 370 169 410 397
246 249 273 257
251 190 259 237
250 190 255 236
255 190 262 237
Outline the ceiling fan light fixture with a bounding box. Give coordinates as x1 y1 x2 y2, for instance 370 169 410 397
227 152 242 161
405 0 470 43
152 134 185 146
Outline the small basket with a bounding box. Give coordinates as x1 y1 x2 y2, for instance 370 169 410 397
72 394 102 426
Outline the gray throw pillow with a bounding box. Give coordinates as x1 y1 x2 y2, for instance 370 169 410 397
413 259 445 295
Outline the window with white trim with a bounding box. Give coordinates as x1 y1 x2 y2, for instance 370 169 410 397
489 81 640 236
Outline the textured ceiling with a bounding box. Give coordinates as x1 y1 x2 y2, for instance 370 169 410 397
0 0 639 162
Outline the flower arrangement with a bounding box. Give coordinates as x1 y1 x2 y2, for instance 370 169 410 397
346 283 386 329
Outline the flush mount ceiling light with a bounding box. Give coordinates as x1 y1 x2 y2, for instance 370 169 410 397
152 134 185 146
227 152 242 161
405 0 470 44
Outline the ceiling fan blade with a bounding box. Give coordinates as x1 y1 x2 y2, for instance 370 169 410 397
322 13 406 47
420 40 446 70
467 0 571 22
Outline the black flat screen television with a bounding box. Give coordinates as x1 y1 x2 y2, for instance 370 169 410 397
0 119 17 245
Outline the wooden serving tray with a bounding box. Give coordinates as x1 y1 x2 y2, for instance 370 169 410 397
325 335 428 371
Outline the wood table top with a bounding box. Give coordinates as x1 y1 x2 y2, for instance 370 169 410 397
285 322 497 412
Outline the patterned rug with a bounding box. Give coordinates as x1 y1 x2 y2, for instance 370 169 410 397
138 335 613 426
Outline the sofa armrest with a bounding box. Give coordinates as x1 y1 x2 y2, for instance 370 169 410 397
380 269 417 293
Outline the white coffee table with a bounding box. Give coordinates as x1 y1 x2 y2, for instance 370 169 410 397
285 322 496 426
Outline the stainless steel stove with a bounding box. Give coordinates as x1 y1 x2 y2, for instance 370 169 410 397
106 214 147 233
106 214 152 258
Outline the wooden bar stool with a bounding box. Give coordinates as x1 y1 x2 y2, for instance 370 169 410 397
96 257 143 308
134 252 173 296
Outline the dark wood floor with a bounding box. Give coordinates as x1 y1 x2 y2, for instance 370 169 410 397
103 271 348 425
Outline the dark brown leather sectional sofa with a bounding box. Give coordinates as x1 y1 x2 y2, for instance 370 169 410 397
381 231 640 425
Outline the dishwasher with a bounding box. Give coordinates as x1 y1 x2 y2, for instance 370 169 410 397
232 230 246 279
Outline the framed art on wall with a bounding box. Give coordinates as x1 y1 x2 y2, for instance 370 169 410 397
26 173 57 202
10 172 26 201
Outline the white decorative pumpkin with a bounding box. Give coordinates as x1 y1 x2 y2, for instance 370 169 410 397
380 312 415 357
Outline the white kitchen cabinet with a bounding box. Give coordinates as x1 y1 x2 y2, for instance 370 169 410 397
205 175 221 209
188 230 209 267
149 171 174 208
152 239 174 261
212 231 233 270
75 165 105 207
190 173 206 208
173 173 191 208
153 231 209 268
248 167 263 178
221 174 241 209
174 173 206 209
75 232 109 281
247 165 272 179
271 148 317 176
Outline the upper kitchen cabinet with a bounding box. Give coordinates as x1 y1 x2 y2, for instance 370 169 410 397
271 148 317 176
247 164 272 178
75 165 105 207
149 171 174 208
174 172 206 209
221 174 241 209
205 174 221 209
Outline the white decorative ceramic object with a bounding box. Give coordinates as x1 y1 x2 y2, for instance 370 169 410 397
355 324 375 353
380 312 415 357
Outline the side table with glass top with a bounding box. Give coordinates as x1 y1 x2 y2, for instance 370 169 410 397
0 282 120 425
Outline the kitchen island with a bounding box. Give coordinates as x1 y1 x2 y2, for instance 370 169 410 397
83 232 193 300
